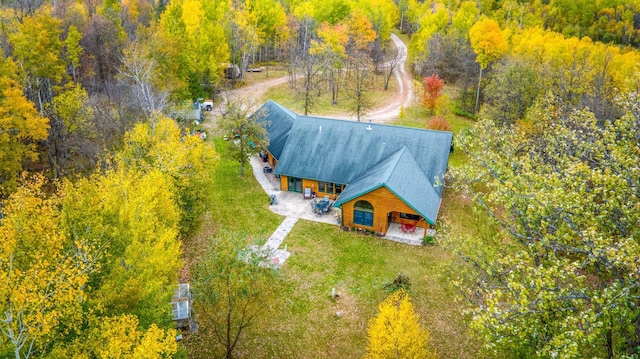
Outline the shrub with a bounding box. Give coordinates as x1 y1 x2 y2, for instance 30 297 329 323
427 116 452 131
422 236 435 246
384 274 412 293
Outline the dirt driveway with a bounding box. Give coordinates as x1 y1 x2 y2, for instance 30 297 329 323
215 33 413 124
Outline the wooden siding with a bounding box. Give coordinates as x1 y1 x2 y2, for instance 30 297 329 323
341 186 429 235
265 150 278 168
279 175 287 191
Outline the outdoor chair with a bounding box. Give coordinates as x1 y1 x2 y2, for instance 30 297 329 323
401 223 416 233
322 200 333 214
304 188 312 199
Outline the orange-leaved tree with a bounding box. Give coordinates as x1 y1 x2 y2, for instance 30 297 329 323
422 74 444 115
365 289 436 359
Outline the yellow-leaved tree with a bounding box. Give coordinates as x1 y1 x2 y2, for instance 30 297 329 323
365 290 436 359
56 314 178 358
0 174 90 359
469 17 508 114
0 58 49 197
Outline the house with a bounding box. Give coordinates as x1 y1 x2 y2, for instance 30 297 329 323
257 100 453 239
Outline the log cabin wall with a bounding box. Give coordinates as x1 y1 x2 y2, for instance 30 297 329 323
341 187 429 235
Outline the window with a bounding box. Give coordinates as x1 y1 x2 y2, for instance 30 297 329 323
353 200 374 227
399 213 421 221
319 181 343 196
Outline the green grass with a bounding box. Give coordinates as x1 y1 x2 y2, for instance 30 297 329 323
263 71 399 117
183 138 480 358
233 220 478 358
195 138 284 241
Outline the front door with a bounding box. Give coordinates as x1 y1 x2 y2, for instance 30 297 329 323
288 177 303 192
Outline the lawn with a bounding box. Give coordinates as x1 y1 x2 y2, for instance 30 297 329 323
263 70 399 117
234 221 478 358
183 138 480 358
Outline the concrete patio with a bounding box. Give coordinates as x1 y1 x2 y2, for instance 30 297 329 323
250 156 426 246
251 156 340 225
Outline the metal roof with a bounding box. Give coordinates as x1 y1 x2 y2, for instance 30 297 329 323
257 101 297 160
258 101 452 222
333 147 442 224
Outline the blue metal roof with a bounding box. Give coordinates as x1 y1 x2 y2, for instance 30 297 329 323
259 101 452 222
333 147 442 224
256 100 297 160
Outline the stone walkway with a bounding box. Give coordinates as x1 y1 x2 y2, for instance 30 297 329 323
251 156 295 266
262 216 298 266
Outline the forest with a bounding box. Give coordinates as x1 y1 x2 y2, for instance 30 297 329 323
1 0 640 357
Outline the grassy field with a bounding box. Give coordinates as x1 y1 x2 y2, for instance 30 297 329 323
263 69 399 117
235 221 478 358
183 137 480 358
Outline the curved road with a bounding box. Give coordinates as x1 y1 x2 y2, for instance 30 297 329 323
220 33 413 123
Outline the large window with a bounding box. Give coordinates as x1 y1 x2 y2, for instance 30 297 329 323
399 213 422 221
353 200 374 227
318 181 344 196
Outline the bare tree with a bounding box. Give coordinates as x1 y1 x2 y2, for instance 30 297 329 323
347 55 374 121
117 43 169 130
382 47 405 91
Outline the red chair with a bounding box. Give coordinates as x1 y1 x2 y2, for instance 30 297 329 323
401 224 416 233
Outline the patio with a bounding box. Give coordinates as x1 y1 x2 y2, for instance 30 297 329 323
251 156 338 225
250 156 425 245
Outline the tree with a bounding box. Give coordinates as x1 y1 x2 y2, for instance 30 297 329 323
426 116 451 131
407 6 448 76
346 10 376 121
226 6 260 79
117 42 169 128
248 0 288 76
49 314 178 358
422 33 478 114
382 46 404 91
114 116 218 233
311 21 348 105
359 0 398 71
0 175 91 359
9 7 66 115
422 73 444 115
481 58 541 126
0 58 49 197
46 83 94 178
218 101 269 177
64 25 83 82
59 118 216 328
450 1 478 38
157 0 229 99
192 232 281 359
365 289 435 359
449 95 640 357
468 17 508 114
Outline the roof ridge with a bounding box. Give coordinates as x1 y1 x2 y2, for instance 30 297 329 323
295 113 453 134
384 146 408 184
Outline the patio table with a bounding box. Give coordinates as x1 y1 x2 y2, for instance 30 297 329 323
315 200 329 215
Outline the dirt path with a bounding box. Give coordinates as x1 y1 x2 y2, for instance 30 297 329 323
332 33 413 123
216 33 413 123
